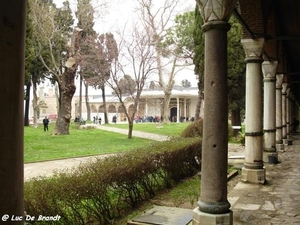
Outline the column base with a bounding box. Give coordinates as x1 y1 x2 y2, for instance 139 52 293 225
276 143 285 152
263 151 278 163
241 167 266 184
193 207 233 225
263 147 276 162
287 135 293 145
265 152 279 164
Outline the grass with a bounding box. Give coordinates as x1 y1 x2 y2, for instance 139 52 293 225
24 124 154 163
116 175 200 224
104 122 191 136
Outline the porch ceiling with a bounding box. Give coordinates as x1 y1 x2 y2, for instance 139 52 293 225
238 0 300 103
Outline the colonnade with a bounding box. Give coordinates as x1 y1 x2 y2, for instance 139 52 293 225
193 1 298 224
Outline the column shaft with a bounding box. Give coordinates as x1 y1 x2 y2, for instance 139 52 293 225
262 61 277 156
199 21 230 214
193 1 236 224
241 38 265 184
276 75 284 150
0 1 26 222
282 83 288 140
177 97 180 123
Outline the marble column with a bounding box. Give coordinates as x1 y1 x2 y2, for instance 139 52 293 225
193 1 237 224
276 74 284 151
0 1 26 223
262 61 277 162
176 97 180 123
184 98 187 121
282 83 288 144
241 38 265 184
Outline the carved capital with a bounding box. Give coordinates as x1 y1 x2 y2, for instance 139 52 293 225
276 74 284 88
262 61 278 79
241 38 265 60
282 83 288 94
196 0 237 22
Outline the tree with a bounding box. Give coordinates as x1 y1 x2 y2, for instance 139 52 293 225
173 7 245 124
76 0 96 121
227 15 246 133
80 33 118 124
31 0 83 135
118 75 136 94
24 0 35 126
27 1 50 128
193 4 205 120
181 79 191 88
136 0 187 123
107 23 156 138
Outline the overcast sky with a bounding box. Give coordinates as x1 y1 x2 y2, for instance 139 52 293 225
50 0 197 95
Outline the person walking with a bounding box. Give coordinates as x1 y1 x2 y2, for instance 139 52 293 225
99 117 102 125
43 116 49 131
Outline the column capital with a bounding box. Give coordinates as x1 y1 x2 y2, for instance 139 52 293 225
196 0 237 22
282 83 288 94
241 38 265 61
262 61 277 79
276 74 284 88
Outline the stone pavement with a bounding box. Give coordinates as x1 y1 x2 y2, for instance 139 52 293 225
229 133 300 225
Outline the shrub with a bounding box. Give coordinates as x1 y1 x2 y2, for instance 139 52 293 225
24 138 201 225
181 118 234 141
181 118 203 138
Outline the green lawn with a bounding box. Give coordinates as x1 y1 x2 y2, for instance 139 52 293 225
24 122 190 163
24 124 154 163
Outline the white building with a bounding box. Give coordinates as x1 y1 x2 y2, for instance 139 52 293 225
30 85 202 123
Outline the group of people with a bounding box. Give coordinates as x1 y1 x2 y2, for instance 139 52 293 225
93 116 102 125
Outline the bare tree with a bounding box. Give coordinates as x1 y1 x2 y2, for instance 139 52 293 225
136 0 187 122
107 24 156 138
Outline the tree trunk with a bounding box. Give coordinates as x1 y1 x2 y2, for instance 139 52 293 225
128 118 134 139
53 67 77 135
24 81 31 126
195 80 202 120
101 86 109 124
231 106 242 137
79 75 82 120
85 83 90 121
162 92 171 123
32 81 38 128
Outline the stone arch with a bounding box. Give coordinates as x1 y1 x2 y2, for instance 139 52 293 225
108 105 116 113
90 105 97 113
118 105 126 121
98 105 105 113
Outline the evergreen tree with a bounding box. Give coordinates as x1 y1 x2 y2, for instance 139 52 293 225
193 4 205 120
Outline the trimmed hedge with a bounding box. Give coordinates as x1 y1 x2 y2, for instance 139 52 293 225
24 137 201 225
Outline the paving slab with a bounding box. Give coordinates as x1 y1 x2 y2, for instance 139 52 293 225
127 206 193 225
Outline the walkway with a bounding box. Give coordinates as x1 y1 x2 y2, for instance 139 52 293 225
229 133 300 224
95 125 170 141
